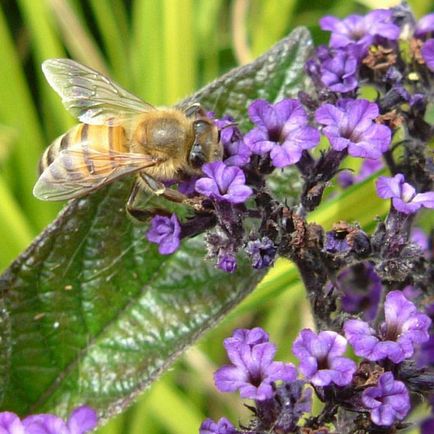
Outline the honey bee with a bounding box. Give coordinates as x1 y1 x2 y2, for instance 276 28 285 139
34 58 223 219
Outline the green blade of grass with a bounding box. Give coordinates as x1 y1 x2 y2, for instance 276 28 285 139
131 0 163 102
162 0 196 104
16 0 72 136
48 0 108 73
0 175 34 270
250 0 298 56
145 378 205 434
0 4 59 230
88 0 130 84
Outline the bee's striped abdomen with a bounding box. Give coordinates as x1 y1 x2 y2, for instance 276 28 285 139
39 124 128 178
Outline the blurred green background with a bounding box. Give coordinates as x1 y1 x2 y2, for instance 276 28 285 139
0 0 431 433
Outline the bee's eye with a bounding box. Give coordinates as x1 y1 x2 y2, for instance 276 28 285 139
217 129 221 142
193 120 208 134
189 143 205 168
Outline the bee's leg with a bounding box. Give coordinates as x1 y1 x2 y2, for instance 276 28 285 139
126 178 154 222
184 103 206 118
139 172 189 204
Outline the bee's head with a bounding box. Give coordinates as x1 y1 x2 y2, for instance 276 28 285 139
189 117 223 171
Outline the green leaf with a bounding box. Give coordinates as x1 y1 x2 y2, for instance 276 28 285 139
0 28 312 421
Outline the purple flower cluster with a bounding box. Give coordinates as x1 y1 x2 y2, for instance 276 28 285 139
0 407 97 434
344 290 431 363
194 5 434 433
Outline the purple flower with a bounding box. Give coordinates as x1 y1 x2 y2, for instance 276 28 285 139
417 335 434 368
223 139 252 167
319 48 358 93
422 418 434 434
0 412 25 434
147 213 181 254
340 263 382 321
411 228 429 251
315 99 391 159
245 237 276 269
362 372 410 426
66 407 98 434
211 115 251 167
214 328 297 401
324 231 350 253
422 39 434 71
244 99 320 168
344 290 432 363
218 253 237 273
225 327 270 348
199 417 238 434
0 407 97 434
320 10 400 55
292 329 356 387
24 415 70 434
376 174 434 214
415 13 434 38
177 177 198 196
195 162 253 204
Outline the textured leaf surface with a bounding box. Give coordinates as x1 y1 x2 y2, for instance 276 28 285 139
0 28 312 420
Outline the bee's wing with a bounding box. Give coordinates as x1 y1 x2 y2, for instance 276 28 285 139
34 147 162 201
42 58 156 125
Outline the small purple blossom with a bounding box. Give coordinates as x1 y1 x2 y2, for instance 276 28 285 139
320 10 400 55
225 327 269 348
244 99 320 168
211 115 251 167
199 417 238 434
292 329 356 387
223 139 252 167
218 253 237 273
376 174 434 214
24 415 70 434
245 237 276 269
66 407 98 434
0 412 25 434
319 48 359 93
177 177 198 196
422 417 434 434
415 13 434 38
422 39 434 71
195 162 253 204
0 406 98 434
147 213 181 255
315 99 391 159
344 290 432 363
362 372 410 426
411 228 429 251
214 328 297 401
324 230 350 253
